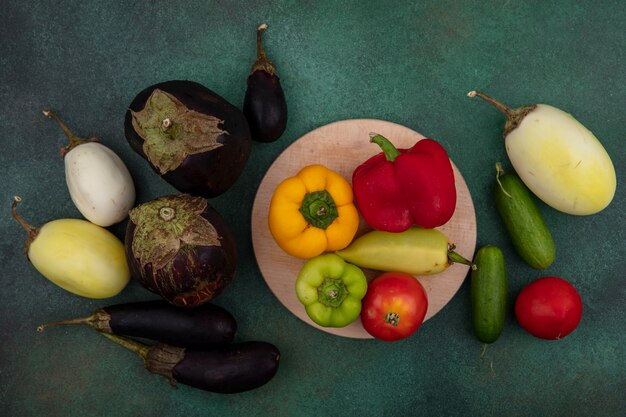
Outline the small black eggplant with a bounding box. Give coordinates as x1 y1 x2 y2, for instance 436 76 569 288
125 194 237 308
124 80 252 198
37 300 237 349
102 334 280 394
243 24 288 143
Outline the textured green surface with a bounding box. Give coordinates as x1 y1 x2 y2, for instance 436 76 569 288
1 1 624 416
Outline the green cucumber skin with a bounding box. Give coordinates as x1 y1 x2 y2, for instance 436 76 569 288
495 173 556 269
471 245 507 344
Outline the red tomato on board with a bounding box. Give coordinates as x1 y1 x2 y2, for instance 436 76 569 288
360 272 428 341
514 276 583 340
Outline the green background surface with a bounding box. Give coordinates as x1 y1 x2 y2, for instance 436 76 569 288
1 1 624 416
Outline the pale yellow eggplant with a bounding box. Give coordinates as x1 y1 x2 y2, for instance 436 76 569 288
12 196 130 298
468 91 616 215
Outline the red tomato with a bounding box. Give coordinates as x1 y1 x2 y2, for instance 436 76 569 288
515 276 583 340
360 272 428 341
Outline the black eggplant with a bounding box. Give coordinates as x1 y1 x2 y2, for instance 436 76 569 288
243 24 288 143
124 195 237 308
124 80 252 198
37 300 237 349
102 334 280 394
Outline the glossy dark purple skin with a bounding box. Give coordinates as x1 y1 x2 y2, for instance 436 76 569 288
243 70 287 143
124 80 252 198
124 203 237 308
173 341 280 393
106 300 237 348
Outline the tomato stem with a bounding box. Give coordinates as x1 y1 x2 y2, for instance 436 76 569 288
385 312 400 326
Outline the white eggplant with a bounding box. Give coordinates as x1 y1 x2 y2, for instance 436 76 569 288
468 91 616 215
12 196 130 298
44 111 135 226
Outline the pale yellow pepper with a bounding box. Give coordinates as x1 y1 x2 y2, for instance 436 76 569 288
269 164 359 259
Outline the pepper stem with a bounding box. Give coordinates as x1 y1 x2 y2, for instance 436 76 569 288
251 23 276 75
447 244 477 270
100 333 151 360
299 190 338 229
43 110 97 157
369 133 401 162
11 196 39 249
317 277 349 308
385 312 400 326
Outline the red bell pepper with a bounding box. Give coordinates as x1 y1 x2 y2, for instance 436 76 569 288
352 133 456 232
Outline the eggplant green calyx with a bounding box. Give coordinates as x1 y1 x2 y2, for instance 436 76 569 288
467 91 537 137
251 23 276 76
130 89 227 174
129 195 221 271
299 190 338 229
295 254 368 328
370 132 401 162
43 110 98 157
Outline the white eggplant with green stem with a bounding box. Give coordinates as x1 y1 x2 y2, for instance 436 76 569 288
467 91 616 215
44 110 136 227
11 196 130 298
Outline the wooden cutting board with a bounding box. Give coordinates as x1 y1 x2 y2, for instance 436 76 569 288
251 119 477 338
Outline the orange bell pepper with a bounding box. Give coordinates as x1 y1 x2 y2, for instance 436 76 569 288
268 164 359 259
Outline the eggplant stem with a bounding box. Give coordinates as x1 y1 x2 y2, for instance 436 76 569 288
251 23 276 75
11 196 39 242
256 23 268 59
43 110 96 157
467 91 515 119
100 333 151 360
37 314 96 332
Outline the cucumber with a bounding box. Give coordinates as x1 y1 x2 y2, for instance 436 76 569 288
494 163 556 269
470 245 507 344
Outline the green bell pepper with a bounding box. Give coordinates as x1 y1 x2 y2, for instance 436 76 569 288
295 253 368 327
